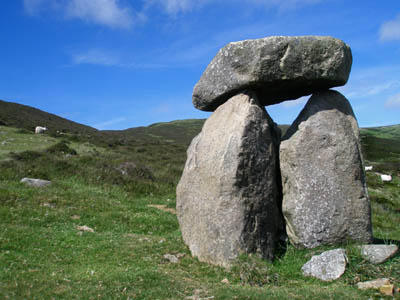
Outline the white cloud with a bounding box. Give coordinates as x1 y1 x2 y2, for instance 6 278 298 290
385 93 400 108
247 0 322 10
71 49 121 66
23 0 136 29
380 14 400 41
66 0 133 29
144 0 323 15
23 0 47 15
144 0 211 15
344 80 400 99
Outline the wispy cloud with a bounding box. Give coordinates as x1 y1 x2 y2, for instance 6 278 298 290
66 0 134 29
71 49 122 66
385 93 400 108
344 80 400 99
94 117 127 129
380 14 400 41
23 0 138 29
144 0 323 15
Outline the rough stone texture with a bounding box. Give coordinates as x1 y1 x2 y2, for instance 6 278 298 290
357 278 391 290
176 91 283 268
302 249 347 281
360 244 398 264
280 90 372 248
20 177 52 188
193 36 352 111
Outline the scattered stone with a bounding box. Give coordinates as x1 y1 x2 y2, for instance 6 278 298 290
193 36 352 111
76 225 95 233
185 290 215 300
177 91 283 268
40 202 55 208
301 249 347 281
357 278 390 290
20 178 52 188
148 204 176 215
163 254 179 263
280 90 372 248
379 284 395 297
359 244 398 264
221 278 230 284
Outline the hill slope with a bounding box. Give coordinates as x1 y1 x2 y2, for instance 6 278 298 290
0 99 97 135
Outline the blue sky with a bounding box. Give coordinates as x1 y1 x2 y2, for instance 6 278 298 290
0 0 399 129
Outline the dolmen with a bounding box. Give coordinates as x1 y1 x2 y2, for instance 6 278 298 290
177 36 372 268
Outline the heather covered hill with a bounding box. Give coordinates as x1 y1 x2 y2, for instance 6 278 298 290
0 99 97 135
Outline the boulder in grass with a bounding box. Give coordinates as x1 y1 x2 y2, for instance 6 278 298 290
193 36 352 111
20 177 51 188
302 249 347 281
359 244 398 264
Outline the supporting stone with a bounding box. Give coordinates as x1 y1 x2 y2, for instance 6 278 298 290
177 91 283 267
280 90 372 248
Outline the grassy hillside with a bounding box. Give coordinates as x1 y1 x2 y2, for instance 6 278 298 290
0 105 399 299
360 125 400 174
0 99 97 135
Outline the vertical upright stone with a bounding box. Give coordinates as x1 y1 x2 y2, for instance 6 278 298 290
176 91 283 267
280 90 372 248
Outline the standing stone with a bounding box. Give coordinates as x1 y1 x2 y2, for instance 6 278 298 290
302 249 347 281
177 91 283 267
193 36 352 111
280 90 372 248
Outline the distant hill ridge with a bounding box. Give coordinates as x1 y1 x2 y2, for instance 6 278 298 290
1 99 399 149
0 99 97 134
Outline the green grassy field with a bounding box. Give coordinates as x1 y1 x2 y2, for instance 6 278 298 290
0 118 399 299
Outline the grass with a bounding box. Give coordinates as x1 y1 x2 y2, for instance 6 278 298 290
0 122 399 299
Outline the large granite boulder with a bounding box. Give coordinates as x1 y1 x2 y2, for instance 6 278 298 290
177 91 283 267
193 36 352 111
280 90 372 248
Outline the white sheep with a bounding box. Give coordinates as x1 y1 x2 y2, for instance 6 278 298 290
380 174 392 182
365 166 373 171
35 126 47 134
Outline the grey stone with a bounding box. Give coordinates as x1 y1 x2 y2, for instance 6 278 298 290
302 249 347 281
163 254 179 263
176 91 283 268
193 36 352 111
360 244 398 264
20 177 52 188
357 278 391 290
280 90 372 248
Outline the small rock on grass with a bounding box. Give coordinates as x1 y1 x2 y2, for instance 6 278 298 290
357 278 390 290
379 284 395 297
163 254 179 263
21 177 51 188
76 225 95 233
302 249 347 281
359 244 398 264
221 278 230 284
